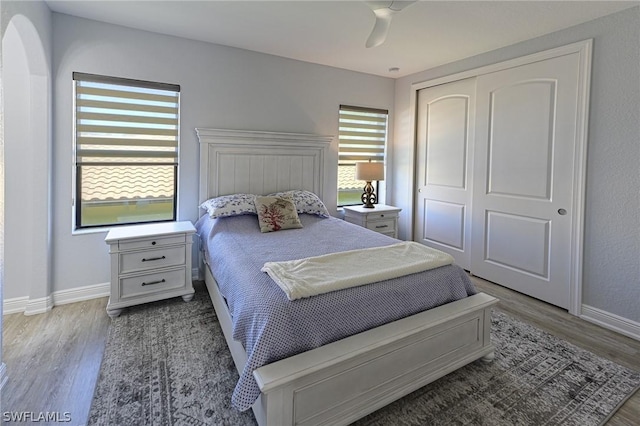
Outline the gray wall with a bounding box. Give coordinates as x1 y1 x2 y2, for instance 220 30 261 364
51 13 395 294
391 7 640 322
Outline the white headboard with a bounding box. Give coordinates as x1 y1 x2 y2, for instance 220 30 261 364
196 128 333 204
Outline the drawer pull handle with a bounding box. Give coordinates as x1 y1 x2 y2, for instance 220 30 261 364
375 225 389 229
142 278 166 287
142 255 166 262
151 241 157 245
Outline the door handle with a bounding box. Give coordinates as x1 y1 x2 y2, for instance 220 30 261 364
558 208 567 215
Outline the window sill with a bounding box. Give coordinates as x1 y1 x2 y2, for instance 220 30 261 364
72 226 111 236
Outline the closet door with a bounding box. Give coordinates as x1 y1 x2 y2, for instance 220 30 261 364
414 78 476 269
470 53 581 309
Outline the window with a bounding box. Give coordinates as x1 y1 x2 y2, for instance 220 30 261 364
338 105 388 206
73 72 180 229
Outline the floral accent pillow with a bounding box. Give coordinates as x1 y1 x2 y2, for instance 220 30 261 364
267 190 330 217
199 193 257 218
254 195 303 233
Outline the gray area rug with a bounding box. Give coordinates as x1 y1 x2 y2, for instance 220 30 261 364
88 283 640 425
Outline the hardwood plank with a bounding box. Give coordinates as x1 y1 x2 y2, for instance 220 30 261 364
2 279 638 425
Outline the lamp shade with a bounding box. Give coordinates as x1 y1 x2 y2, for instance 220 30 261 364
355 161 384 181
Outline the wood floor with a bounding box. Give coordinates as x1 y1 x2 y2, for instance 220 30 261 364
1 296 110 425
2 278 639 425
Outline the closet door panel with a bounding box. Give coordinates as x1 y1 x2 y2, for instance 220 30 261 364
415 78 476 269
424 200 465 250
425 97 468 189
488 81 555 199
484 210 550 278
471 53 581 309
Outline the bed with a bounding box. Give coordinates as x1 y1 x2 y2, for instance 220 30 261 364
196 128 498 426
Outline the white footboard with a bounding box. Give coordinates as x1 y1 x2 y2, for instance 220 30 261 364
254 293 496 426
204 266 497 426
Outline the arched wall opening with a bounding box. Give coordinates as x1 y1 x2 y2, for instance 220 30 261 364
2 14 52 317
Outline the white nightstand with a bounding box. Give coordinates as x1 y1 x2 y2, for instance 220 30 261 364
105 221 196 318
343 204 402 238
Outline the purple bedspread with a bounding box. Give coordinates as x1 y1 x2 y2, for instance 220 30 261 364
195 214 476 411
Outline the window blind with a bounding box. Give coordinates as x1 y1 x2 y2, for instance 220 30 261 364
73 73 180 228
74 72 179 166
338 105 388 165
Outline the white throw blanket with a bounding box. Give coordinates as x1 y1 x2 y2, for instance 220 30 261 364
261 241 454 300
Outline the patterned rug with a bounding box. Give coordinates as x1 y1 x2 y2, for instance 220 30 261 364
88 283 640 425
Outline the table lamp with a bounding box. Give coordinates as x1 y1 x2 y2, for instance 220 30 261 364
355 160 384 208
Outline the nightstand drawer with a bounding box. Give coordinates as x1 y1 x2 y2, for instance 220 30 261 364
366 219 396 233
120 268 186 299
365 212 397 221
118 234 185 251
119 246 186 274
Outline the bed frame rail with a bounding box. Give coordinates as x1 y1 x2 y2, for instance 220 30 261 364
253 292 496 426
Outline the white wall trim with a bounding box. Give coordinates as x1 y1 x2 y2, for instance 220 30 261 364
568 39 593 319
581 305 640 342
3 296 29 315
24 295 54 316
52 282 110 306
4 282 109 315
4 274 205 315
409 39 594 92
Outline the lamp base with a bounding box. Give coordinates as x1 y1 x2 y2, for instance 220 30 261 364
361 181 377 208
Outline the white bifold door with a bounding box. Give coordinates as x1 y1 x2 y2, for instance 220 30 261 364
415 78 476 270
415 51 584 310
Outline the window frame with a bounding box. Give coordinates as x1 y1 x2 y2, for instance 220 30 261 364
72 72 180 231
337 105 388 208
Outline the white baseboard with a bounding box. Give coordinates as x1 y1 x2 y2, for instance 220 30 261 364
52 282 110 306
581 305 640 341
3 283 109 315
24 295 54 316
3 274 200 315
3 296 29 315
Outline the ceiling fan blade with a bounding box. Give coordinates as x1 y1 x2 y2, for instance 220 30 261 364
365 12 393 48
388 1 417 12
364 1 416 48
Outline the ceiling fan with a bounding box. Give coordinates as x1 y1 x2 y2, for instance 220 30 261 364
364 1 417 48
